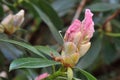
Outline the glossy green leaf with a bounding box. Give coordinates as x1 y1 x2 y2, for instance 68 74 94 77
88 3 120 12
35 46 60 57
77 34 102 69
74 68 97 80
9 58 60 71
25 0 63 45
0 39 45 58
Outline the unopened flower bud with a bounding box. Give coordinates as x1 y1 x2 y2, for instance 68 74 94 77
61 9 94 67
13 10 24 27
1 9 24 34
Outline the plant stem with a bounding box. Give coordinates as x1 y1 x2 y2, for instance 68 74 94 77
72 0 87 22
105 32 120 37
52 65 55 73
46 71 66 80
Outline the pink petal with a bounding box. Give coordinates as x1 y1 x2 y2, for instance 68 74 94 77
35 73 49 80
64 19 81 41
82 9 94 38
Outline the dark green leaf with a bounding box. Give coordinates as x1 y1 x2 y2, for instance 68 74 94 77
114 38 120 51
25 0 63 45
88 3 120 12
9 58 60 71
0 4 4 17
74 68 97 80
111 20 120 29
0 39 45 58
0 34 22 60
77 34 102 69
102 38 117 64
35 46 60 57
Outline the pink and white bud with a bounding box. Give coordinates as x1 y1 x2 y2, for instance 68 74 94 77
61 9 94 67
35 73 49 80
64 9 94 45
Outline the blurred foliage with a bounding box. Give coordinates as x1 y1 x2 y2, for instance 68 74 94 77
0 0 120 80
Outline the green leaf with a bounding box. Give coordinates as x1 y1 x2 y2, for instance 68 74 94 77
102 38 117 64
0 4 4 17
88 3 120 12
74 68 97 80
77 33 102 69
25 0 63 45
0 34 23 60
35 46 60 57
111 20 120 29
52 0 77 16
0 42 23 60
114 38 120 51
73 77 81 80
9 57 60 71
0 39 45 58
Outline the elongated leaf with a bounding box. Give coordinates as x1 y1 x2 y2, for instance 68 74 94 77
74 68 97 80
9 58 60 71
102 38 117 64
35 46 60 57
0 39 45 58
25 0 63 45
77 34 102 69
0 34 23 60
88 3 120 12
0 42 23 60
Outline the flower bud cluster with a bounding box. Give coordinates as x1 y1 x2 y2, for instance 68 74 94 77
59 9 94 67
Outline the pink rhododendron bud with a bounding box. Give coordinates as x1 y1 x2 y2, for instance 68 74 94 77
61 9 94 67
35 73 49 80
1 9 24 34
64 9 94 44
